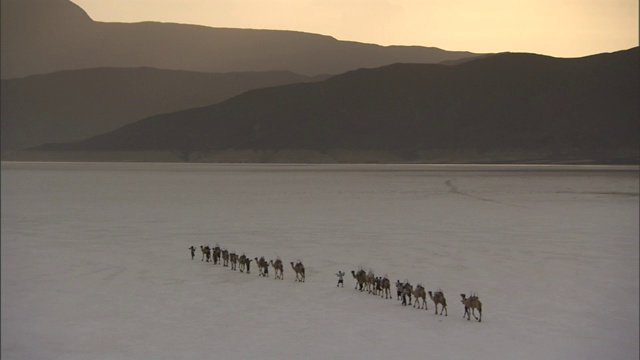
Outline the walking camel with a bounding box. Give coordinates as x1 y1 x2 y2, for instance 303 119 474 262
212 246 221 265
351 269 367 291
255 257 269 277
427 290 448 316
200 245 211 262
380 277 391 299
229 253 238 270
290 261 305 282
366 270 376 294
460 293 482 322
270 259 284 280
238 254 247 272
412 284 428 310
402 282 413 306
221 250 229 267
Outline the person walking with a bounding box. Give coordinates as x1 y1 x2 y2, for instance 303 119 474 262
336 271 345 287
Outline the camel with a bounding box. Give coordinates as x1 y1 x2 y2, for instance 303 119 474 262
200 245 211 262
221 250 229 267
412 284 428 310
255 257 269 277
366 270 376 294
460 293 482 322
428 290 448 316
229 253 238 270
212 246 221 265
380 277 391 299
270 258 284 280
238 254 246 272
374 277 382 295
290 261 305 282
351 269 367 291
402 282 413 306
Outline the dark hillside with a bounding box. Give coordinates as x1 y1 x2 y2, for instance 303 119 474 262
1 0 478 78
1 68 313 151
33 48 639 163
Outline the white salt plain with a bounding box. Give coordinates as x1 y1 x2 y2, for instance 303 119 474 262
1 162 638 360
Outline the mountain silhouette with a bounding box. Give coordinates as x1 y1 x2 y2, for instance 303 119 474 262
1 0 479 79
28 48 639 164
1 67 320 151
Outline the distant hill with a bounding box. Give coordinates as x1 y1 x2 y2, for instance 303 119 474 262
0 0 479 79
22 48 639 164
1 68 317 151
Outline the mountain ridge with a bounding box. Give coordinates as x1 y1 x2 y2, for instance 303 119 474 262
22 48 638 164
1 0 480 79
1 67 321 151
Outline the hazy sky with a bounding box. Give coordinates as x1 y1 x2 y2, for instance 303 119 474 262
72 0 638 57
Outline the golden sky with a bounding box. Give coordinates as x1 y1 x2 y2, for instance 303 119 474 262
72 0 638 57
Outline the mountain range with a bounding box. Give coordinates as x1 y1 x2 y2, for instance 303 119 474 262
1 0 478 79
1 0 637 164
1 68 322 152
22 47 639 164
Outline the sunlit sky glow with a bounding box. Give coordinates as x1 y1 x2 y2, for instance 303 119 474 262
71 0 638 57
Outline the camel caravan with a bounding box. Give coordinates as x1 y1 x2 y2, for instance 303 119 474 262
190 244 306 284
345 266 482 322
189 245 481 322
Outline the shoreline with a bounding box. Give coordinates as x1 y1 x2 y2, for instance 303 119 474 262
2 148 638 166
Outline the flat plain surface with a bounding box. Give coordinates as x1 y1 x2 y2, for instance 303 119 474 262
2 163 638 360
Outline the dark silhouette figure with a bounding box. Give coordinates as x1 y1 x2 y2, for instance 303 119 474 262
189 246 196 260
336 271 345 287
212 246 221 265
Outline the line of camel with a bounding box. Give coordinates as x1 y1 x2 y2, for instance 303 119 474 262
191 245 305 282
189 245 479 321
348 268 482 322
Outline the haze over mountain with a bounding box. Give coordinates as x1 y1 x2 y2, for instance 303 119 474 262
0 0 479 79
1 68 319 152
27 48 639 164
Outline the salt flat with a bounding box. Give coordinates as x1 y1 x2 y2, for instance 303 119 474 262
2 162 638 360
